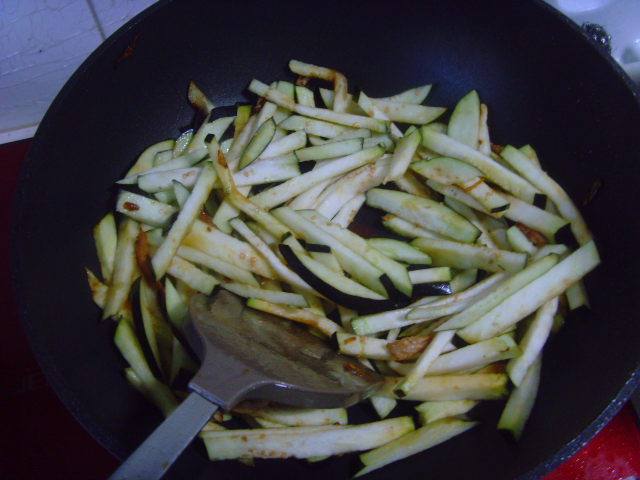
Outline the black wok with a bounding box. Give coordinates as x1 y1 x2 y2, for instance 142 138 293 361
12 0 640 478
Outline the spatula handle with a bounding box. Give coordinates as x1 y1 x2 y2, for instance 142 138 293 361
110 392 218 480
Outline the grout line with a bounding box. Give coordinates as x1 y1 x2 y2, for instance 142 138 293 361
85 0 107 41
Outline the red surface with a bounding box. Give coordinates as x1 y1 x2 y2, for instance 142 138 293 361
1 139 639 479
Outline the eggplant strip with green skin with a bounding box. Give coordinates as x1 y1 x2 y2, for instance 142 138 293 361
458 241 599 343
366 189 480 243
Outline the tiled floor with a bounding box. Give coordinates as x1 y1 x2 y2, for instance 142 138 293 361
0 0 155 144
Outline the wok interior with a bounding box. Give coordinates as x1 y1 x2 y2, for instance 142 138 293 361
13 1 640 479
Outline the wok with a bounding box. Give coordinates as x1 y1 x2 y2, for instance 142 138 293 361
12 0 640 478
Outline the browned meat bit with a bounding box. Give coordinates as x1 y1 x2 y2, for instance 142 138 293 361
491 143 504 154
343 361 378 382
516 223 548 247
387 335 434 361
296 76 310 86
253 96 266 114
123 201 140 211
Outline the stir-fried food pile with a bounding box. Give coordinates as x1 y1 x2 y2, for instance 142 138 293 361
87 60 600 475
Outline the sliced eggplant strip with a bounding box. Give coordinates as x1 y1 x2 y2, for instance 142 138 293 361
309 124 371 143
183 220 275 279
239 118 277 169
416 400 478 424
425 334 519 376
125 140 175 178
378 373 509 401
409 267 452 284
298 210 412 297
332 194 366 228
259 130 307 159
386 128 421 182
437 255 557 331
140 279 174 380
502 194 569 241
118 148 208 185
444 196 496 248
363 134 394 152
296 138 364 162
448 90 480 148
279 115 352 138
357 92 403 139
368 238 432 265
177 246 258 286
247 221 278 246
86 268 107 308
234 401 347 427
336 333 393 360
221 282 307 307
507 225 537 254
102 219 139 319
124 368 178 418
164 277 188 329
426 179 486 212
234 154 300 187
420 128 541 203
366 97 446 125
273 207 387 296
370 396 397 419
507 298 557 386
249 79 389 132
500 145 591 244
355 418 477 478
152 164 218 278
167 256 219 294
411 156 482 185
187 81 214 115
412 237 527 273
229 218 314 294
188 116 234 152
367 189 480 243
477 103 491 155
460 177 510 215
226 189 290 239
458 241 600 342
382 214 444 239
252 146 384 209
201 416 414 460
227 115 258 170
373 84 432 105
116 191 178 227
351 307 412 336
246 298 341 337
394 171 433 198
314 156 390 218
498 356 542 439
288 172 333 210
279 243 396 314
394 331 456 397
233 105 252 140
138 167 202 193
289 60 349 113
295 85 316 107
93 213 117 283
566 280 590 310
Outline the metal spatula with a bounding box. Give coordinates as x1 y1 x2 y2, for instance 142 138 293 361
110 290 381 480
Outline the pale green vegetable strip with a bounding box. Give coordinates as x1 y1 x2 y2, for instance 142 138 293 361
93 213 117 283
498 356 542 439
102 219 139 319
356 418 477 477
152 164 217 278
507 298 557 386
201 416 414 460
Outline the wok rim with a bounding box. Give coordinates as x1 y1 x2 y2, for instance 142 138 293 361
10 0 640 478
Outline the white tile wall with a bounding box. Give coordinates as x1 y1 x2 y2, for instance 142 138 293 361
0 0 154 145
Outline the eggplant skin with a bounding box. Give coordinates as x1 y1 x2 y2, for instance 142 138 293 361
411 282 453 297
279 244 404 314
